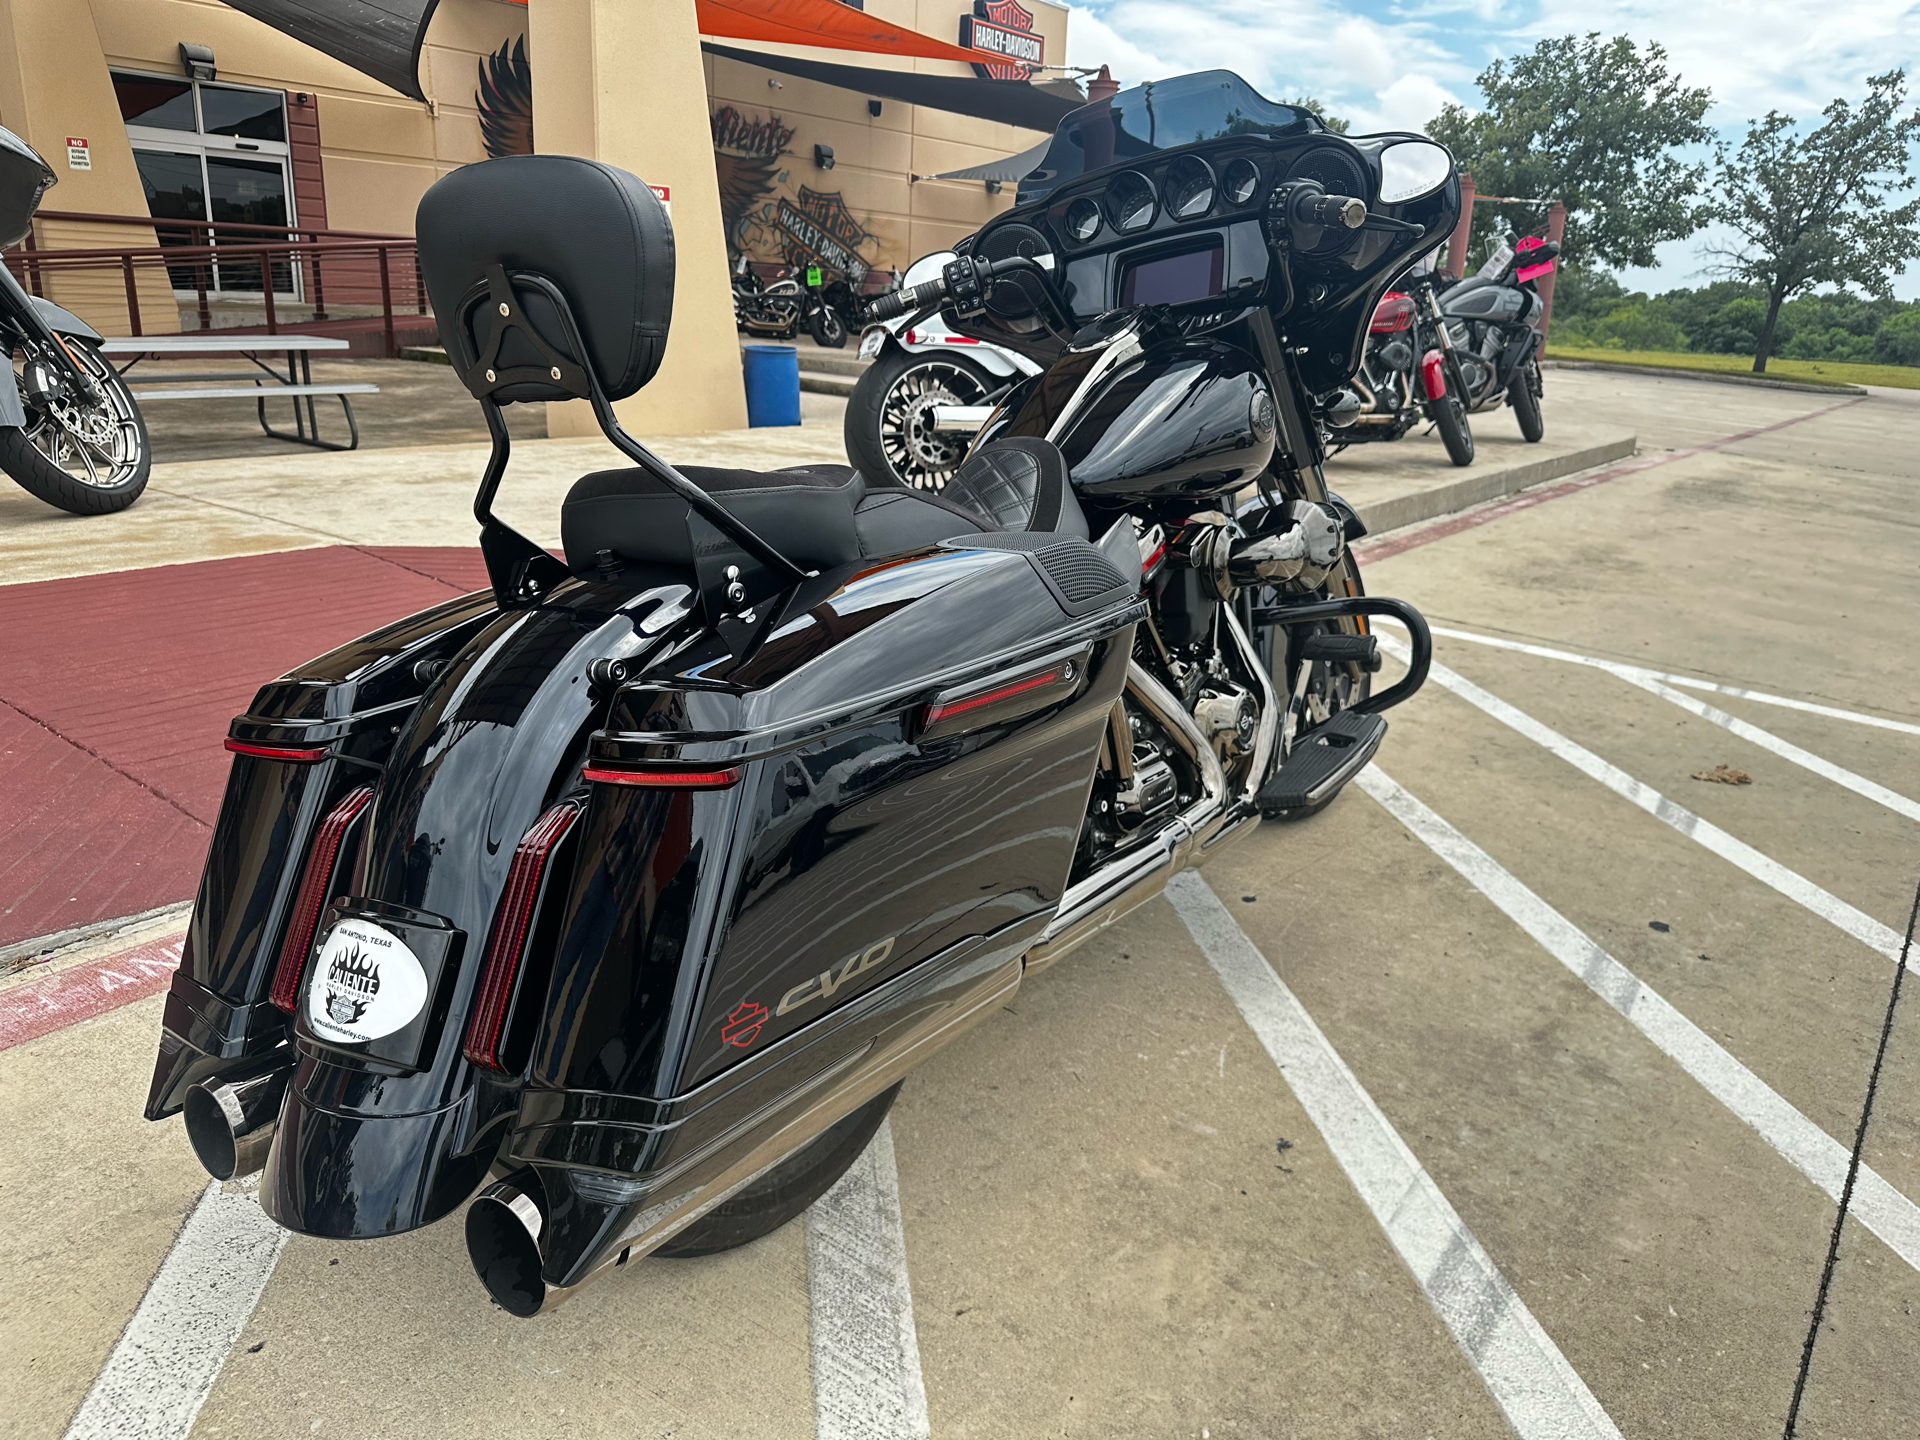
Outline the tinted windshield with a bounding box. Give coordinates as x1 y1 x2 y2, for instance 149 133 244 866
1017 72 1316 203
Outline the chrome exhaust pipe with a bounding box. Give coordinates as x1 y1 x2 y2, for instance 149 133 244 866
465 1173 600 1318
183 1058 292 1181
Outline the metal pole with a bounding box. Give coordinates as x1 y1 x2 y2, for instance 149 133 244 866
122 255 142 336
262 246 278 333
1445 173 1475 279
379 245 395 358
1535 201 1567 348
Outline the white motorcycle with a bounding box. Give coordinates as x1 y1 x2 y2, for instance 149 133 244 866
845 251 1040 489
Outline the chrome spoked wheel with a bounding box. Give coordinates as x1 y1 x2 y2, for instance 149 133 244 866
879 358 990 490
20 341 145 488
0 337 151 514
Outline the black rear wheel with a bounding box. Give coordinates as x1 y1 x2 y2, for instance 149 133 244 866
1509 359 1544 442
653 1084 902 1258
0 338 150 513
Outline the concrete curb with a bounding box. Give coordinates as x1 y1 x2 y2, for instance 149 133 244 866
1544 358 1866 396
1353 433 1639 536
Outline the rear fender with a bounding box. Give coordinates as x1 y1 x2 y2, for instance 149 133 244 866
257 581 686 1239
145 589 501 1119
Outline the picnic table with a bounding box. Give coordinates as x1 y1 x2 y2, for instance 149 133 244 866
95 334 378 451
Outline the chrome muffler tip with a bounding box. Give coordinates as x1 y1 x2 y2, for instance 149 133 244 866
466 1173 558 1318
182 1062 292 1181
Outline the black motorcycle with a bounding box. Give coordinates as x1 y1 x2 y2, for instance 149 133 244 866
732 256 850 348
1318 283 1475 466
143 71 1443 1318
0 125 151 513
1431 235 1557 443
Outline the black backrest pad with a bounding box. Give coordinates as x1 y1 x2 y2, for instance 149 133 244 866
417 155 673 402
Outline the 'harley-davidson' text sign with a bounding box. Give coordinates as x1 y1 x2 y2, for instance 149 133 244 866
960 0 1044 81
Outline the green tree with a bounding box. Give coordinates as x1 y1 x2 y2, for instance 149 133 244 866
1427 34 1713 270
1709 69 1920 371
1875 308 1920 365
1282 97 1349 134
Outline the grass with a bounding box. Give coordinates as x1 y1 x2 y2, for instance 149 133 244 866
1544 345 1920 391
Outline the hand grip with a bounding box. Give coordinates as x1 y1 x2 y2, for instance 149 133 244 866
1297 192 1367 230
866 277 947 322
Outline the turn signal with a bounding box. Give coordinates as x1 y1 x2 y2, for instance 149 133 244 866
267 786 376 1012
463 802 582 1073
225 737 328 763
580 764 743 789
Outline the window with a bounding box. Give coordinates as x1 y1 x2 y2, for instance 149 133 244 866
112 71 293 295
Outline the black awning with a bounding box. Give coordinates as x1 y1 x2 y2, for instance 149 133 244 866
702 42 1080 134
220 0 440 102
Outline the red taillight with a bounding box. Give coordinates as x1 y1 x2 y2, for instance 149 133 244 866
268 785 375 1012
226 737 328 763
580 764 743 789
924 668 1060 728
463 802 582 1073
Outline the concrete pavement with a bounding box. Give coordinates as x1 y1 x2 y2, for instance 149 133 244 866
2 367 1916 1437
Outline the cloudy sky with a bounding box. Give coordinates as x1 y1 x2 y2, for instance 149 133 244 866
1062 0 1920 297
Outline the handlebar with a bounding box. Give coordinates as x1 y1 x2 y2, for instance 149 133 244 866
866 276 948 323
1293 191 1367 230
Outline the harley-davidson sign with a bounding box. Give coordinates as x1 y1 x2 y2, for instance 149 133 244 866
775 187 873 284
960 0 1044 81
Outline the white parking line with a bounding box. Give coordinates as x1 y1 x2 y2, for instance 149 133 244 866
1379 636 1908 965
1399 623 1920 821
1166 872 1623 1440
1358 766 1920 1272
807 1118 931 1440
61 1179 287 1440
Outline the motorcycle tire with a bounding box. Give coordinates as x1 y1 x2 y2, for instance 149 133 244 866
808 305 848 349
653 1083 903 1258
845 348 993 490
1431 392 1474 467
0 339 151 514
1509 361 1544 443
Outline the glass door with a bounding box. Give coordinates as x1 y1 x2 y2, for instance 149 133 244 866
116 72 297 299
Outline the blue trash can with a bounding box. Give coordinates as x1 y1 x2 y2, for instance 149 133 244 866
742 344 801 428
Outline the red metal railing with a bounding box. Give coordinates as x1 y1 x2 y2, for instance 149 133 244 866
3 210 429 357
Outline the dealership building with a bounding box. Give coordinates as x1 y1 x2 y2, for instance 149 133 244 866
0 0 1088 432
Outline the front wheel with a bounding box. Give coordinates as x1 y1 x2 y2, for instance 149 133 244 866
808 304 848 349
653 1083 901 1257
844 348 993 489
0 338 151 513
1430 390 1474 467
1509 360 1544 442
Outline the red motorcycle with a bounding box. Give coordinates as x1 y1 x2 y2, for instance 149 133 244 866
1319 281 1475 466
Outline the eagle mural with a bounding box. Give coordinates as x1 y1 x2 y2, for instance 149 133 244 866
477 37 533 159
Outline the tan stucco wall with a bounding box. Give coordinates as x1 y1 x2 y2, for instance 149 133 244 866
529 0 748 437
706 0 1067 280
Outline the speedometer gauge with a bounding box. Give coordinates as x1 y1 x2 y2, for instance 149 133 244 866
1104 171 1157 233
1064 196 1102 243
1164 155 1215 220
1223 157 1262 206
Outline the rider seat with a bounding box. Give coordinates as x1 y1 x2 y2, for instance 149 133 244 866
559 435 1087 578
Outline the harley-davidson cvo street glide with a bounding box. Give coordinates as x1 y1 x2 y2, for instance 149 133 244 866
144 72 1444 1317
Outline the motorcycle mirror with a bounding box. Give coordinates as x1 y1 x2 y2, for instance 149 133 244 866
1376 141 1451 206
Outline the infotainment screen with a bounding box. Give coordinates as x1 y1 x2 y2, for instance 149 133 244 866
1119 240 1224 306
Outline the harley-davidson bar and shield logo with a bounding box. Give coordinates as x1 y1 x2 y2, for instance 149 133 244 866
959 0 1045 81
776 187 873 285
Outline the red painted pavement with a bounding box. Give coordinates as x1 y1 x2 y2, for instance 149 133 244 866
0 546 489 949
0 929 185 1051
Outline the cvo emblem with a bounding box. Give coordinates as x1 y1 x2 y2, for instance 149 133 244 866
722 1000 769 1048
776 938 896 1018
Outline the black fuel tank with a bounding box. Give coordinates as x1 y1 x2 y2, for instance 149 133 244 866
1056 341 1276 500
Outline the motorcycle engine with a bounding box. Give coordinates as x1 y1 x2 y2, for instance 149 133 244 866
1376 338 1413 371
1445 319 1498 403
1185 500 1344 601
